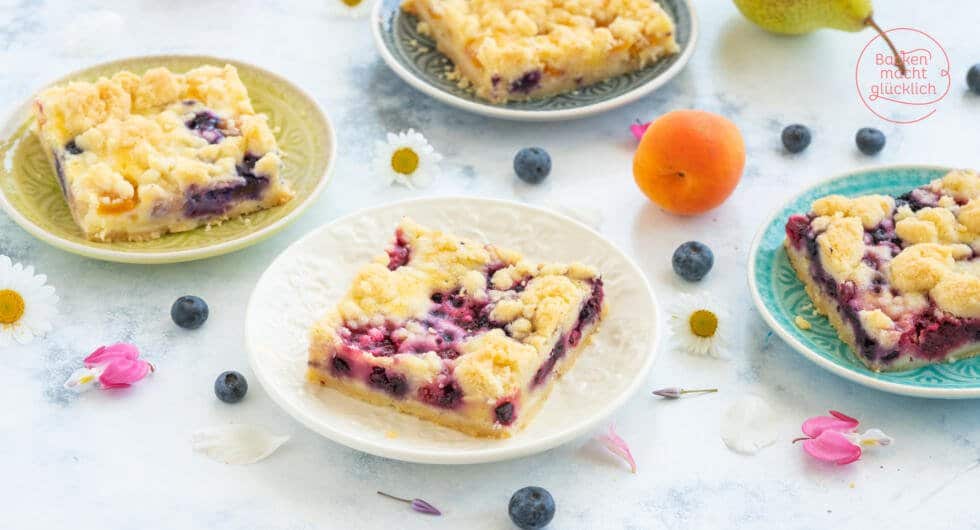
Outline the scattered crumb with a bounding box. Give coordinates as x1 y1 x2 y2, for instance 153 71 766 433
385 430 399 439
794 315 812 330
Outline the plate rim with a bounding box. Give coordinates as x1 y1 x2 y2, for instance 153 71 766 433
370 0 699 122
0 53 337 265
746 163 980 399
244 196 662 464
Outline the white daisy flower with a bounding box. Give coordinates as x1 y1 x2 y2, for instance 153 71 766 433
0 255 58 347
374 129 443 188
668 294 729 358
325 0 372 19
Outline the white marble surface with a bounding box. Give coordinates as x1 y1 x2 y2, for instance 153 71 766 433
3 1 979 528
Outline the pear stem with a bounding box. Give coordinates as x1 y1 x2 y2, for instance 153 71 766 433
865 16 906 76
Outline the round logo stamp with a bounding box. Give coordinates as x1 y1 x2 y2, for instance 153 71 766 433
855 27 951 124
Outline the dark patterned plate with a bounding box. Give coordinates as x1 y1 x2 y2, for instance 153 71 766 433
371 0 697 121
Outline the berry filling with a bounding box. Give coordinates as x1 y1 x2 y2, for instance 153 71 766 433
65 139 83 155
184 153 269 217
794 215 980 364
532 279 604 386
418 379 463 409
368 367 409 397
387 228 411 270
494 401 516 425
186 110 225 144
509 70 542 94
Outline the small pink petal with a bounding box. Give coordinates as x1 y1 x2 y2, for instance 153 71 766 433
630 121 650 141
802 411 859 438
84 343 140 367
98 358 152 388
597 424 637 473
802 431 862 465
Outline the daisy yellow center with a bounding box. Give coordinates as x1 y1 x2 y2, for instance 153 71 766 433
341 0 362 5
0 289 25 325
688 309 718 338
391 147 420 175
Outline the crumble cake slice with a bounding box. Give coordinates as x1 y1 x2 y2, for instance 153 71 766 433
32 64 293 242
401 0 679 104
307 219 606 438
784 170 980 371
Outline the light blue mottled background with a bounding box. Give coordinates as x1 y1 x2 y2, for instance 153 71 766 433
2 1 979 528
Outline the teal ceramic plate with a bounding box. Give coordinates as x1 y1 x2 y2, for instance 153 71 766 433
371 0 697 121
749 165 980 399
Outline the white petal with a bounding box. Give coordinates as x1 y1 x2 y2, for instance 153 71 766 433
720 395 778 455
64 367 99 392
191 424 290 465
847 428 893 447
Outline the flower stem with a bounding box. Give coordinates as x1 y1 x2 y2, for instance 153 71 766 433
791 437 810 444
377 491 411 504
680 388 718 395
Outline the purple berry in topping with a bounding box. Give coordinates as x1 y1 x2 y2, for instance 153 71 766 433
509 487 556 530
171 295 209 329
672 241 714 282
214 371 248 403
509 70 541 94
781 124 811 154
514 147 551 184
65 140 83 155
331 356 351 375
968 64 980 94
856 127 886 155
494 402 515 425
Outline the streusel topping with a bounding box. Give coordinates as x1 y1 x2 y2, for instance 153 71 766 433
807 170 979 319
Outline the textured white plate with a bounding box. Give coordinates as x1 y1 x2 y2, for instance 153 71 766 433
245 197 660 464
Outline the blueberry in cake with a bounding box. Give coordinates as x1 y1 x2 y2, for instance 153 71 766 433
401 0 679 104
32 65 293 242
784 170 980 371
307 219 606 437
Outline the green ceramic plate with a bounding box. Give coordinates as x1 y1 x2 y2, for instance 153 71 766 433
371 0 697 121
0 55 335 264
749 165 980 399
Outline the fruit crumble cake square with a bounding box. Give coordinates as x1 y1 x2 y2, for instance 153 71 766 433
32 64 293 242
307 219 606 438
784 170 980 371
401 0 679 104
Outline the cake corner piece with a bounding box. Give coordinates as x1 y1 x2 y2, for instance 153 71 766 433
782 169 980 372
31 64 293 242
306 218 606 437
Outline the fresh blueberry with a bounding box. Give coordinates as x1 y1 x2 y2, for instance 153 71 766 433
214 371 248 403
855 127 886 155
968 64 980 94
781 124 811 154
514 147 551 184
672 241 714 282
508 487 555 530
171 295 209 329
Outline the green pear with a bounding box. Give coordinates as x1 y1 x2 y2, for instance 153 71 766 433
732 0 905 72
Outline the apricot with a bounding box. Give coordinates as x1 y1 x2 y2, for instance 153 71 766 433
633 110 745 215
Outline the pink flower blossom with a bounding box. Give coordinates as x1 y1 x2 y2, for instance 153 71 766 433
64 343 153 392
630 120 651 141
597 424 637 473
794 410 892 465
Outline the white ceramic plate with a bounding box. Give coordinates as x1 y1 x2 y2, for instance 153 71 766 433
371 0 698 121
245 197 660 464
